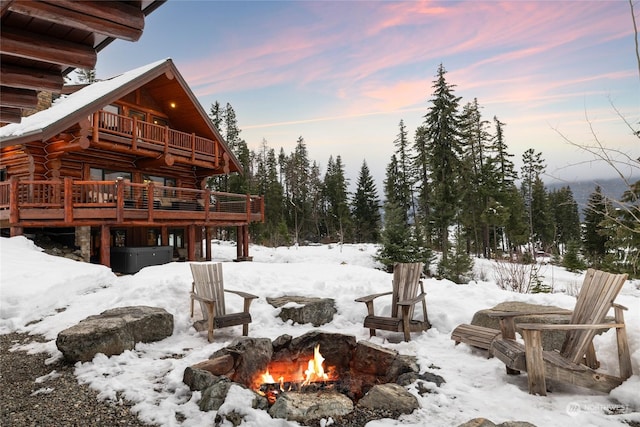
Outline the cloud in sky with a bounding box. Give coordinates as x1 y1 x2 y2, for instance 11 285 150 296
97 0 638 185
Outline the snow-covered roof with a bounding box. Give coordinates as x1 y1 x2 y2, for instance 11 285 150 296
0 58 171 141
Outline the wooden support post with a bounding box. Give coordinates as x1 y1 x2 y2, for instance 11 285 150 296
10 226 23 237
187 225 196 261
100 225 111 268
63 177 73 223
243 225 249 259
205 227 212 261
236 226 243 260
521 329 546 395
161 226 168 246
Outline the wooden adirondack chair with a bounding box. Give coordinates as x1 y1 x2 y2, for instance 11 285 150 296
490 268 632 395
189 262 258 342
355 262 430 341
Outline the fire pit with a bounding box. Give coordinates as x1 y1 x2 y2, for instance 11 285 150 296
183 331 445 424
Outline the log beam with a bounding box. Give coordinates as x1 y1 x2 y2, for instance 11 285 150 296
0 86 38 109
7 1 144 42
0 107 22 123
0 63 64 92
0 26 97 69
136 154 175 169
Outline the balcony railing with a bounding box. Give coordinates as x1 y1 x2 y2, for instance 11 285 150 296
0 178 264 226
91 110 219 164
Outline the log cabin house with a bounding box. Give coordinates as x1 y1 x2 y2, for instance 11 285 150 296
0 58 265 273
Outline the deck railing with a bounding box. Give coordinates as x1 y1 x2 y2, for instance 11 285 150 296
91 110 219 162
0 178 264 225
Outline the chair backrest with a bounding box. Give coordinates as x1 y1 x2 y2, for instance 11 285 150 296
190 262 226 318
561 268 628 364
391 262 424 319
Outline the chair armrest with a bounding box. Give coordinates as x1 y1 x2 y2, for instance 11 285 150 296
612 303 628 311
398 292 426 306
487 309 571 318
355 291 392 303
191 292 216 304
516 322 625 331
225 289 259 300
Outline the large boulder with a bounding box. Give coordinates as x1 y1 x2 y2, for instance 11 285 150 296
267 296 337 326
56 306 173 363
470 302 572 351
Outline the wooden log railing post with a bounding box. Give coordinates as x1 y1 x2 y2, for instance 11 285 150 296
92 111 99 143
131 116 138 150
9 176 19 225
204 189 210 222
147 182 154 222
116 178 125 223
63 177 73 223
190 133 196 162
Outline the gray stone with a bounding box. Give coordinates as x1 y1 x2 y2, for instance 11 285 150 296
56 306 173 362
199 378 233 411
267 296 337 326
269 391 353 422
352 340 398 376
183 367 219 392
357 383 419 414
457 419 497 427
457 420 538 427
210 337 273 387
471 301 573 351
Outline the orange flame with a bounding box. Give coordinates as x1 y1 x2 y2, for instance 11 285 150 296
253 344 335 393
302 344 329 386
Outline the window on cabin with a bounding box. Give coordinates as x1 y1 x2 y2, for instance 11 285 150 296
0 168 6 182
91 168 131 182
152 116 169 127
143 175 176 197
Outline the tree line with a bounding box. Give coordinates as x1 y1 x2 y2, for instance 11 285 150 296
207 64 639 280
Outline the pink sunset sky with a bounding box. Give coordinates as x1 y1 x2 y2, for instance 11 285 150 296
95 0 638 190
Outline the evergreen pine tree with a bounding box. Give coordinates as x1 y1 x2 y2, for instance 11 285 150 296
520 148 546 257
549 186 581 255
351 160 381 243
582 185 609 268
421 64 463 266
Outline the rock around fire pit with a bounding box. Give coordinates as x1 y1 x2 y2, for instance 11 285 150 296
183 331 445 425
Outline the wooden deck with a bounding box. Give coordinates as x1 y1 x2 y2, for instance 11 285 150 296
0 178 264 229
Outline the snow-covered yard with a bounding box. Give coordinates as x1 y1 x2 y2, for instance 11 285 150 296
1 236 638 426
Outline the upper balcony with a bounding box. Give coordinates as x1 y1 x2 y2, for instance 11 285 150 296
88 110 224 170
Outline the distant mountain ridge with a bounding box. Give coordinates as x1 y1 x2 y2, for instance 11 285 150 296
547 176 638 216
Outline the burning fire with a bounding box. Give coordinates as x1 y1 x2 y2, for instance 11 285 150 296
254 344 336 404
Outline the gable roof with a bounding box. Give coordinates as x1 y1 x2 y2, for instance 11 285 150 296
0 58 242 174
